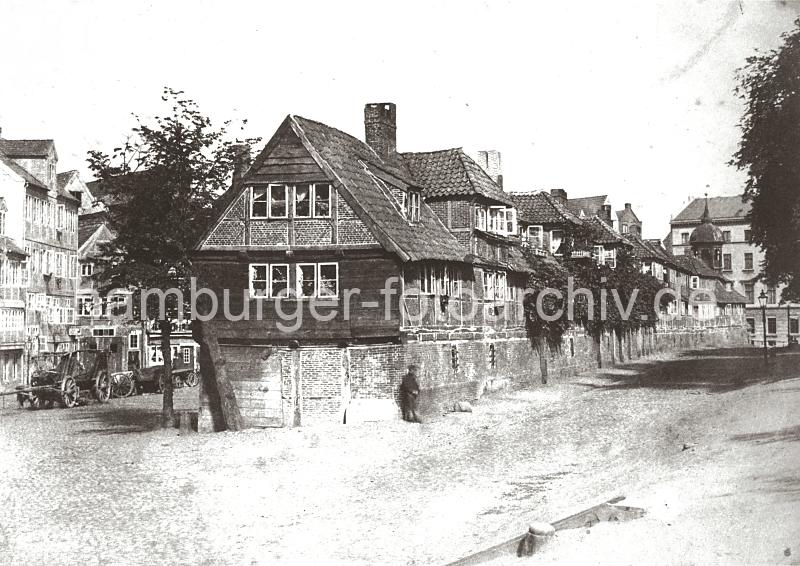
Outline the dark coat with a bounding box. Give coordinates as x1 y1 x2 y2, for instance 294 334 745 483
400 372 420 396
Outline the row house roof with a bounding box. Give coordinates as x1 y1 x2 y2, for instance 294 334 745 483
585 216 627 246
672 195 751 224
401 148 514 206
508 191 582 226
567 194 607 218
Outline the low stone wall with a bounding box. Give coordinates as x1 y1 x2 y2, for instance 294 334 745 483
199 325 750 431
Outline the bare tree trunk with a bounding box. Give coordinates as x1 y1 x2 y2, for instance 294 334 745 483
192 320 244 431
158 319 175 428
537 338 548 385
594 333 603 368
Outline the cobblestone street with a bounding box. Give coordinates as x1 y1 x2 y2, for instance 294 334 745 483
1 347 799 565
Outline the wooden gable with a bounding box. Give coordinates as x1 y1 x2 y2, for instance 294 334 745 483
198 123 379 251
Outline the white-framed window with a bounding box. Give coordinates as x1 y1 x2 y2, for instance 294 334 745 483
0 210 5 235
489 206 506 234
621 223 629 234
296 263 316 297
55 253 64 277
81 262 94 277
405 191 421 223
505 209 517 236
681 232 690 244
690 276 700 290
475 207 487 230
604 248 617 269
270 264 289 298
318 262 339 297
182 346 192 365
128 332 140 350
269 184 288 218
251 186 269 218
550 230 564 255
57 204 65 230
313 183 331 218
249 263 269 297
294 184 312 218
767 317 777 335
77 295 93 316
526 225 543 248
92 327 116 337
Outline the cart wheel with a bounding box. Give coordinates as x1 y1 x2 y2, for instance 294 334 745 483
186 371 199 388
61 377 80 408
94 371 111 403
111 373 135 398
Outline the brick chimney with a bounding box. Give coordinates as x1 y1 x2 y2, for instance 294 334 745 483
364 103 396 159
550 189 568 205
601 204 613 226
476 150 503 188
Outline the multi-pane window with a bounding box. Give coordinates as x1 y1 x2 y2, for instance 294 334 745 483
681 232 689 244
767 286 776 304
296 263 316 296
313 183 331 218
744 229 752 242
723 230 731 242
504 208 517 235
621 224 629 234
722 253 732 272
526 225 543 248
475 207 487 230
790 317 799 335
249 263 339 299
405 191 421 222
251 187 269 218
270 264 289 298
550 230 564 255
182 347 192 365
294 184 312 218
57 204 65 230
767 317 777 335
77 296 93 316
129 332 140 350
92 327 115 337
744 253 754 271
483 271 507 301
746 317 755 334
690 276 700 290
250 264 269 297
270 185 288 218
81 262 94 277
603 248 616 268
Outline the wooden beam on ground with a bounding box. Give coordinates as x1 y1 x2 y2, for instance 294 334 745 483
193 320 245 432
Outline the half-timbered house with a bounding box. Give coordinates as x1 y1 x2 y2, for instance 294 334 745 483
193 103 534 429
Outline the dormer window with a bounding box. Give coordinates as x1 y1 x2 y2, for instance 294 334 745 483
690 276 700 289
526 225 543 248
405 191 421 222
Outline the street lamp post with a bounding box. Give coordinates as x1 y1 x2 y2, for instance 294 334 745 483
758 290 768 363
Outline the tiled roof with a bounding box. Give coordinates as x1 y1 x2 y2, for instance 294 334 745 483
401 148 513 206
0 139 55 158
566 195 607 218
288 116 468 263
54 170 79 202
509 191 582 225
673 254 727 281
714 281 748 304
586 216 626 245
0 149 46 189
672 196 750 223
624 232 674 266
0 236 27 257
616 207 640 224
78 211 109 248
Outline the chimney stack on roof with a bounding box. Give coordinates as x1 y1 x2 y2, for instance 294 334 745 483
601 204 613 226
364 103 397 159
550 189 568 205
476 150 503 189
625 202 632 210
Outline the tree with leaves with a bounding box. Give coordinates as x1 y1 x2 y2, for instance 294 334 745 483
88 87 257 427
732 18 800 302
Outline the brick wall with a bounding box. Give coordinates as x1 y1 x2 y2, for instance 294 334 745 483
199 325 749 431
451 200 471 229
427 200 449 227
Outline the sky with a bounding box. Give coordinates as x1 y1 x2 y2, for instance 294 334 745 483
0 0 798 239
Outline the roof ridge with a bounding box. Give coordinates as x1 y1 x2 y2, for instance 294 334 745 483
400 147 463 156
292 114 380 159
